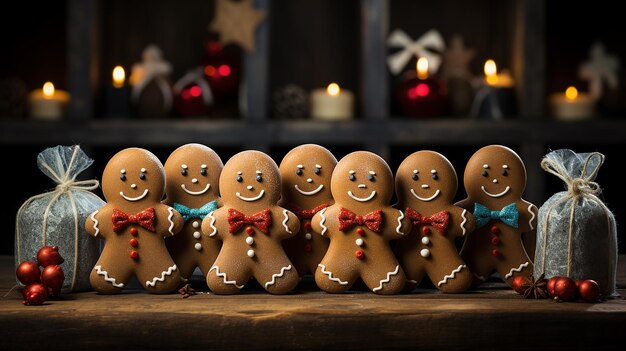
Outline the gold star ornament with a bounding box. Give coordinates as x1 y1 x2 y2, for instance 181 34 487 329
210 0 267 53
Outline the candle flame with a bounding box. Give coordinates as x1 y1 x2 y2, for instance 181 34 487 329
565 86 578 100
417 57 429 80
484 59 499 85
43 82 55 97
327 83 340 96
113 66 125 88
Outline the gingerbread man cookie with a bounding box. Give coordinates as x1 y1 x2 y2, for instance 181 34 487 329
85 148 184 294
394 151 475 293
279 144 337 276
202 150 300 294
311 151 410 294
163 144 223 281
457 145 537 286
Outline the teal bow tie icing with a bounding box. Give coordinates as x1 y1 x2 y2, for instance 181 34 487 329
474 202 519 229
173 200 218 221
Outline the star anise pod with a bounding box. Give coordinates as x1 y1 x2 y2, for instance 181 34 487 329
521 274 549 299
178 283 196 299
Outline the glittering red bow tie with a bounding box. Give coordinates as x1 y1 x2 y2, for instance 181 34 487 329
405 208 449 234
112 208 156 233
228 208 272 234
289 203 330 220
338 208 383 233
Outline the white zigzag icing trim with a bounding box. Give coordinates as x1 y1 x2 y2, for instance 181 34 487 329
318 264 348 285
460 209 468 236
396 210 405 235
473 273 486 281
319 207 328 236
372 265 400 292
167 207 175 236
207 212 217 237
91 210 100 237
528 204 536 230
146 264 177 287
504 261 530 279
94 265 124 288
264 264 293 288
282 209 292 234
437 264 467 287
209 265 244 289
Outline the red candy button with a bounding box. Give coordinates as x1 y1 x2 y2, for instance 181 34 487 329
129 238 138 247
130 250 139 260
304 243 312 252
356 228 365 236
490 226 500 234
421 226 430 235
245 226 254 235
355 250 365 260
490 237 501 246
130 228 138 236
491 249 500 257
304 221 312 230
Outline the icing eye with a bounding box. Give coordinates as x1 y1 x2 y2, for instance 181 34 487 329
412 173 418 181
314 167 321 175
236 175 243 182
431 174 438 180
296 169 303 176
256 175 263 182
120 174 126 181
181 169 187 176
368 174 375 181
482 170 488 177
349 174 356 181
200 169 207 176
139 173 146 180
502 169 508 176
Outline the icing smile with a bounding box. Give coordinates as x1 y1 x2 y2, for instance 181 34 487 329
481 185 510 198
236 189 265 202
119 189 149 202
181 183 210 196
410 188 441 202
347 190 376 202
294 184 324 196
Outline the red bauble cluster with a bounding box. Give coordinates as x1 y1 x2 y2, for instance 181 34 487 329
546 276 601 303
16 246 65 305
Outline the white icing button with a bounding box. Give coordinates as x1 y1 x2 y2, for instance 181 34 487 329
356 238 364 247
247 249 255 258
192 221 200 228
420 248 430 258
305 233 312 240
246 237 254 245
194 243 202 251
193 231 201 239
421 236 430 245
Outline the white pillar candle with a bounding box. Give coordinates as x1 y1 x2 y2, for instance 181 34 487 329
28 82 70 120
310 83 354 120
550 86 596 120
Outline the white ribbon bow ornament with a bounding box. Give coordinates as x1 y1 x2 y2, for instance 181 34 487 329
387 29 446 75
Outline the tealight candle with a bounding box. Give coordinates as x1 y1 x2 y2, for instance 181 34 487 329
107 65 131 118
310 83 354 120
470 59 517 119
550 86 596 120
28 82 70 120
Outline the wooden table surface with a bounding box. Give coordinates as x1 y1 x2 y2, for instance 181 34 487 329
2 255 626 350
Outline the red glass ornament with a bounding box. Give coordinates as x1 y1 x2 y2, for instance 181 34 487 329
202 40 241 104
394 70 447 118
41 265 65 297
547 276 560 296
22 283 48 306
578 279 601 302
16 261 41 285
37 246 64 267
554 277 578 301
510 275 527 294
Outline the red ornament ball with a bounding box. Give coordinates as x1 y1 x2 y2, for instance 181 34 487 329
554 277 578 301
578 279 601 303
37 246 64 267
41 265 65 297
510 275 528 294
22 283 48 306
547 276 560 296
16 261 41 285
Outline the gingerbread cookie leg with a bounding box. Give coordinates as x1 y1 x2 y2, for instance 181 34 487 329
315 256 359 293
361 263 406 295
207 256 251 294
430 261 472 293
462 250 494 287
397 252 426 292
253 257 299 294
135 257 181 294
90 258 132 294
495 253 533 285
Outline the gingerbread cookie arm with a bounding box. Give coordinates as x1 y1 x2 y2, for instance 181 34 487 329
85 206 111 239
156 204 184 238
276 207 300 240
517 200 538 233
449 207 476 238
454 198 474 212
311 206 336 239
386 209 411 240
202 207 225 240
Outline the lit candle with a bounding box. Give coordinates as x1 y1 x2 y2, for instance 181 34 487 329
550 86 596 120
395 57 446 118
470 59 517 119
310 82 354 120
484 59 514 88
112 66 125 88
107 65 131 118
28 82 70 120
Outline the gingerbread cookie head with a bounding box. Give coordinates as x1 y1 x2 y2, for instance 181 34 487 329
395 150 457 206
331 151 393 208
464 145 526 205
102 148 165 205
163 144 223 204
220 150 281 210
279 144 337 208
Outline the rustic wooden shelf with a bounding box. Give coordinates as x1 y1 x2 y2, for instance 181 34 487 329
1 255 625 350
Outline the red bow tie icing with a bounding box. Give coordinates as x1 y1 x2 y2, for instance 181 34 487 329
112 208 156 233
405 208 449 234
228 208 272 234
338 208 384 233
289 203 329 220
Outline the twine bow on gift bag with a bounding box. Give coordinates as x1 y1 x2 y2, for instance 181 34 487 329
539 152 614 277
386 29 446 75
15 145 100 291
